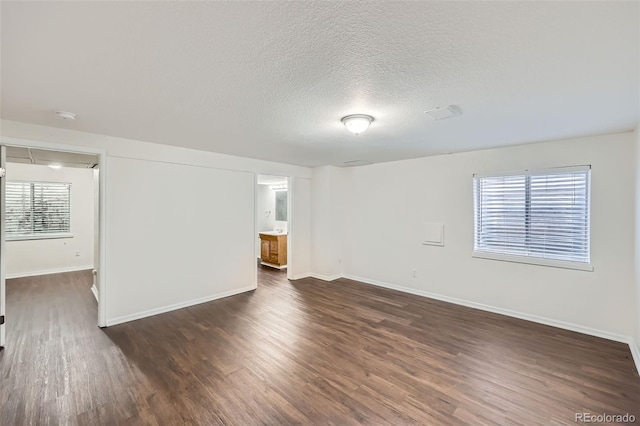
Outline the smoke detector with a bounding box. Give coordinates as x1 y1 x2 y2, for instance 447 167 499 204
56 111 76 121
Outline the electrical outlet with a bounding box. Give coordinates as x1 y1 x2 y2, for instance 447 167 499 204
75 250 80 257
412 268 417 278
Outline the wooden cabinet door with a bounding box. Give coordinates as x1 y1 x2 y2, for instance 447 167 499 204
261 240 270 260
280 236 287 266
270 240 278 254
269 240 280 263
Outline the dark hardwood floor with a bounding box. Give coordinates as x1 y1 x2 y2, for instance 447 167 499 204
0 268 638 425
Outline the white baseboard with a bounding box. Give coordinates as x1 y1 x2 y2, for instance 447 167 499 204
342 274 632 344
289 273 340 281
290 273 311 280
90 284 99 303
629 339 640 375
6 265 94 279
260 261 287 270
310 273 342 282
106 285 257 327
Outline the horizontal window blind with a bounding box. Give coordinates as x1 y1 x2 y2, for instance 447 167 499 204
6 181 71 238
473 167 590 264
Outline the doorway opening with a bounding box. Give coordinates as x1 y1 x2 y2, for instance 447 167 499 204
0 141 106 349
255 175 289 282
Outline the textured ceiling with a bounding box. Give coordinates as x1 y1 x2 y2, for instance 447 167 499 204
1 1 638 167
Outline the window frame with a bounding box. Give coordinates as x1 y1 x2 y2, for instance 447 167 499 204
472 166 593 272
5 180 73 242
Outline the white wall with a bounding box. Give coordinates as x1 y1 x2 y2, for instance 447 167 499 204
106 156 255 321
310 166 345 280
256 184 275 258
634 127 640 357
274 219 288 233
1 119 312 325
257 184 276 233
333 132 636 339
92 168 100 294
289 177 311 280
256 184 289 233
5 163 94 278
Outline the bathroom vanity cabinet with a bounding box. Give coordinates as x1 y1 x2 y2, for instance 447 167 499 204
259 232 287 269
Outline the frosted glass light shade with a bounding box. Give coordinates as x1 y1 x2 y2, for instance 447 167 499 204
341 114 374 135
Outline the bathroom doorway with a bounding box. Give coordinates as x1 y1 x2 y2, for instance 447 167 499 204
255 175 289 280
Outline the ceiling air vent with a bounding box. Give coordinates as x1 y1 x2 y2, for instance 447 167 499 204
342 160 372 167
424 105 461 120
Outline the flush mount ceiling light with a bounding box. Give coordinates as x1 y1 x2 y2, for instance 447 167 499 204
341 114 374 135
56 111 76 121
48 164 62 169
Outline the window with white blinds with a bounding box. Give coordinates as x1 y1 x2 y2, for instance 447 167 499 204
5 181 71 240
473 166 591 270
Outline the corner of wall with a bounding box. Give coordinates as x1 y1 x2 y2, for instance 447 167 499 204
289 176 312 279
91 283 99 303
629 337 640 376
310 166 346 279
635 126 640 366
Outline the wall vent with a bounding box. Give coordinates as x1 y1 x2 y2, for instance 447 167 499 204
342 160 373 167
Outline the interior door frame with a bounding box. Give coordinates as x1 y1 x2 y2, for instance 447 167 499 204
254 174 294 281
253 174 258 288
286 176 293 280
1 145 6 347
0 136 108 328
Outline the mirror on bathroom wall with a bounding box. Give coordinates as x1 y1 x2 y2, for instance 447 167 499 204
275 190 287 221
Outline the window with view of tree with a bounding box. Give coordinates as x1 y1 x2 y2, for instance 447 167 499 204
5 181 71 240
473 166 591 270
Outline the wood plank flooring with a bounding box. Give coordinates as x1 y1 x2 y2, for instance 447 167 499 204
0 268 638 425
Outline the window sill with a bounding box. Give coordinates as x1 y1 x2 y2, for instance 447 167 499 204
472 251 593 272
7 233 74 242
